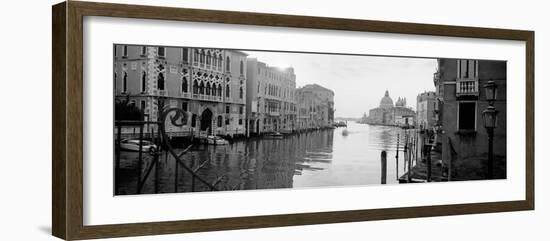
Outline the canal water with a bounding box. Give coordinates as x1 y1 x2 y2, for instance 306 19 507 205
116 122 415 195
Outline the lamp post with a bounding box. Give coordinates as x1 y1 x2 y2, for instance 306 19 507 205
482 80 498 179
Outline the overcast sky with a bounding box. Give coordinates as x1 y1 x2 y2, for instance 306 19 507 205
243 50 438 118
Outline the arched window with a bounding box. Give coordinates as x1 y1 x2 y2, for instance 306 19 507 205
193 80 198 94
239 86 243 99
240 60 244 75
206 51 211 65
141 71 146 92
193 49 199 62
199 82 205 95
217 54 222 69
217 84 222 97
206 83 211 95
199 50 204 64
225 56 230 72
225 84 230 98
212 55 217 68
212 84 217 96
157 73 164 90
181 77 188 93
122 72 128 92
217 116 223 127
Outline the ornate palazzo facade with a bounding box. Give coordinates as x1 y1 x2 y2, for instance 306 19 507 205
114 44 247 137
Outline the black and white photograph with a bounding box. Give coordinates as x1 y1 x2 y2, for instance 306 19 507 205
113 44 506 195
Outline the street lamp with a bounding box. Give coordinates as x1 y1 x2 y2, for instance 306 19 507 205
482 80 498 179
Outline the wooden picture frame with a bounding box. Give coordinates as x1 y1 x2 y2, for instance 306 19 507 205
52 1 534 240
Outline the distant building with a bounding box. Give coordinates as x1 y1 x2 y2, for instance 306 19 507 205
246 58 297 134
296 84 335 130
113 45 247 137
416 91 437 130
434 59 507 180
366 90 415 126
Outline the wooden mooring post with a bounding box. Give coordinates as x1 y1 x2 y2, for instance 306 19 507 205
381 151 387 184
136 124 144 193
425 144 432 182
395 134 399 180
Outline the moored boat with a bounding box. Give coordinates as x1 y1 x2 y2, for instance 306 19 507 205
206 135 229 145
265 132 284 139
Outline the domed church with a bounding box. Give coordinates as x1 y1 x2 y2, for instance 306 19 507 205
366 90 416 126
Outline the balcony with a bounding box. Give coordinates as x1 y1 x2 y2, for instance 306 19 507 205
456 79 479 97
268 111 280 117
191 94 223 102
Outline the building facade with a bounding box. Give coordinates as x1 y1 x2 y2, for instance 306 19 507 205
246 58 297 134
366 90 415 127
114 44 248 137
416 91 437 130
434 59 507 180
296 84 335 131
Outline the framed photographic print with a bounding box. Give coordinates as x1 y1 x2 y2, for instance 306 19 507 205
52 1 534 240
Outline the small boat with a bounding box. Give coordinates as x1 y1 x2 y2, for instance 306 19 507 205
120 139 157 153
207 135 229 145
341 129 349 136
265 132 284 139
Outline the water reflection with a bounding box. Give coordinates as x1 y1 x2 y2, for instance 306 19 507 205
118 122 411 194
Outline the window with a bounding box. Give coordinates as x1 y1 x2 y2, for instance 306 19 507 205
182 48 188 63
240 60 244 75
239 87 243 99
206 83 211 95
212 84 217 96
157 73 165 90
191 114 197 127
217 54 222 69
239 106 243 114
199 82 205 95
226 56 230 71
181 102 188 112
122 72 128 92
193 80 198 94
158 47 165 57
193 49 199 62
140 100 146 112
458 102 476 130
225 119 230 125
181 77 188 93
140 46 147 56
217 85 222 97
206 52 211 65
217 116 223 127
458 60 477 79
225 85 230 98
199 51 204 63
225 105 230 114
239 119 243 125
141 71 146 92
122 45 128 57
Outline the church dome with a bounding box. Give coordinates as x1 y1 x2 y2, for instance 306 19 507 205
379 90 394 109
